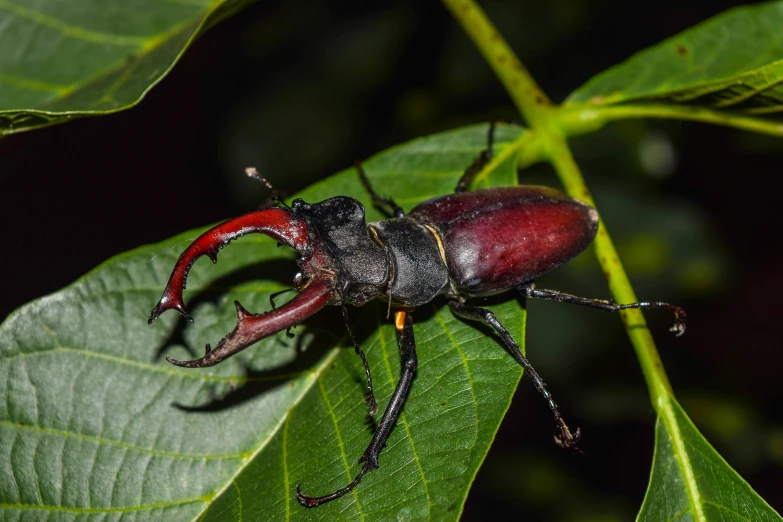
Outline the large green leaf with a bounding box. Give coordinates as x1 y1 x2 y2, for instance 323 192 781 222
638 398 781 522
0 0 255 135
0 124 534 520
566 1 783 113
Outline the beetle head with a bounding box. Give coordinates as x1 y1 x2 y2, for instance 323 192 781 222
148 196 387 368
291 196 388 305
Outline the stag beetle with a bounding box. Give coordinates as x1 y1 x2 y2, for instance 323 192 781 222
148 123 686 507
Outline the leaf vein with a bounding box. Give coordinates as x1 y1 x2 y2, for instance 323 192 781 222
316 374 366 520
0 421 248 461
0 1 148 46
0 497 205 514
432 306 479 445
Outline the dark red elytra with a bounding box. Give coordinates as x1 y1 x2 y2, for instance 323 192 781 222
409 186 598 296
149 123 685 508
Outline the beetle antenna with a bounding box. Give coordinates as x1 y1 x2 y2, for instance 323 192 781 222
245 167 290 208
340 298 378 416
518 282 687 336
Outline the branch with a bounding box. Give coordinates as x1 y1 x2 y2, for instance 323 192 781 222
559 103 783 138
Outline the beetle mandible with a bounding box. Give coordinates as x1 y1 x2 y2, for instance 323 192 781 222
148 123 686 507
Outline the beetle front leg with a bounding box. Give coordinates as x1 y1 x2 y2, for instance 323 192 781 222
518 282 687 336
449 298 581 449
297 310 418 507
342 305 378 416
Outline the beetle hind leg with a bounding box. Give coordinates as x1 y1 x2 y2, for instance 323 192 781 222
518 282 687 336
448 298 582 450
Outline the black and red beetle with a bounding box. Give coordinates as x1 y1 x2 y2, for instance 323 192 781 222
148 123 685 507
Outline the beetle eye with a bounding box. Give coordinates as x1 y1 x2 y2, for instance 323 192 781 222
293 272 304 288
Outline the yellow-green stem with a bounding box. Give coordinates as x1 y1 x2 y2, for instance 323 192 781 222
560 103 783 138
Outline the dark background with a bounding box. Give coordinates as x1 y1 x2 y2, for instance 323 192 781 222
2 1 782 519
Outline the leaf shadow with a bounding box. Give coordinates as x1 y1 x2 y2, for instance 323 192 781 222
172 318 338 413
148 256 346 413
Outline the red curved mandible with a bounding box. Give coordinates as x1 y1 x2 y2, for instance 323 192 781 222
148 207 310 323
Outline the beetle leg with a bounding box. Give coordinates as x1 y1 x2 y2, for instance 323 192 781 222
166 272 336 368
269 288 298 337
269 289 290 310
342 305 378 416
297 310 418 507
449 298 582 450
518 282 687 337
455 121 496 193
357 161 405 218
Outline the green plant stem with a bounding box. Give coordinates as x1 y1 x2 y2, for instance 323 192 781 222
559 103 783 138
441 0 551 128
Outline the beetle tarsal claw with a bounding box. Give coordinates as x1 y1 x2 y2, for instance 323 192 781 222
554 424 581 449
295 484 319 508
670 316 687 337
365 393 378 417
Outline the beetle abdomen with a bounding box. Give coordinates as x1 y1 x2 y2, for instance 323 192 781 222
409 186 598 296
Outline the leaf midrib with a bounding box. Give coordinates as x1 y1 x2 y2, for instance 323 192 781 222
658 397 705 521
0 420 249 461
0 497 207 514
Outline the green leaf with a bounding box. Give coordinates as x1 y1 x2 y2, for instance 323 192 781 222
638 398 782 522
0 0 255 135
566 2 783 113
0 124 534 520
